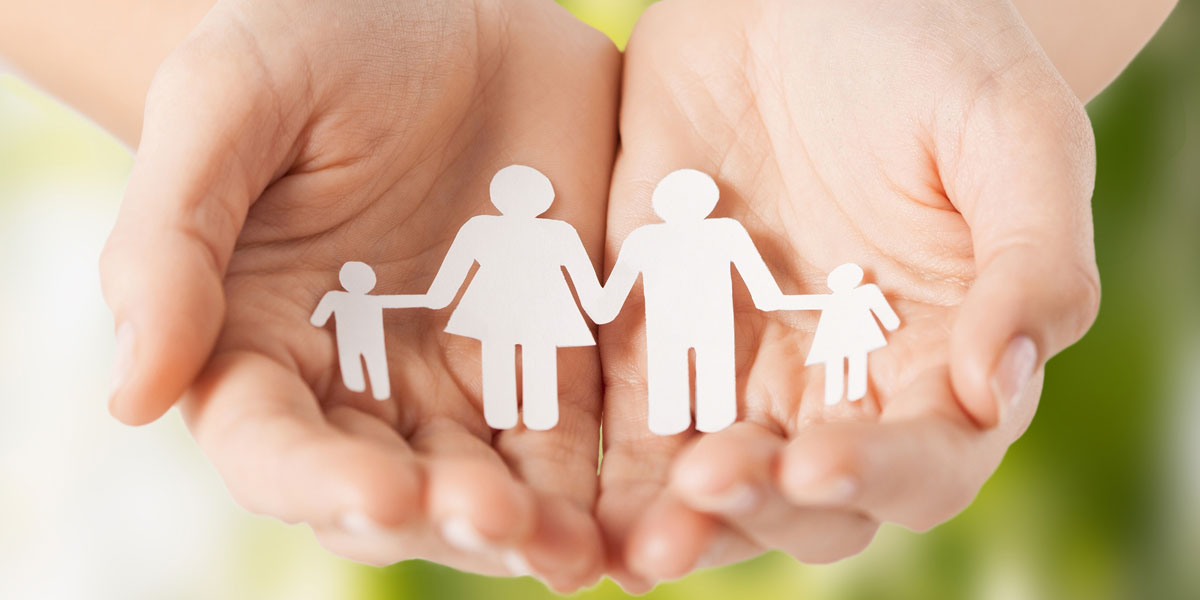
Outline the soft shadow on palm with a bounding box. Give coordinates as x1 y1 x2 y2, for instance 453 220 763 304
158 0 619 589
596 0 1088 589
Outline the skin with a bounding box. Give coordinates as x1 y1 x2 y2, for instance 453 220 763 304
0 0 215 142
1011 0 1180 101
0 0 1178 592
597 0 1103 591
96 0 620 592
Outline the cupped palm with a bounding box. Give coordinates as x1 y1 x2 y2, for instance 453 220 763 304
595 0 1097 588
103 0 620 590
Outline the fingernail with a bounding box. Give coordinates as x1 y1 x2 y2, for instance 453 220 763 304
441 517 491 553
636 532 675 574
502 550 533 577
339 511 385 536
110 322 135 396
787 462 858 505
992 336 1038 411
694 483 761 515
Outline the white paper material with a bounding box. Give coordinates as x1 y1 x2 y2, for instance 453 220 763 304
777 263 900 406
591 169 786 435
419 165 602 430
314 165 602 430
313 167 901 433
310 262 425 400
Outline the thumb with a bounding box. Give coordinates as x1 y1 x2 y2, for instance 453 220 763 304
100 25 301 425
942 67 1100 429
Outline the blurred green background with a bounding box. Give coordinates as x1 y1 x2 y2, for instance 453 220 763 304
1 1 1197 599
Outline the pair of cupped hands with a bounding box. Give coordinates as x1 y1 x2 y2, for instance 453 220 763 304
99 0 1100 593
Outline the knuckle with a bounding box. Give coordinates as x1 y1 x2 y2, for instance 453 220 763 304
146 42 211 107
225 483 273 520
312 529 398 567
97 236 121 283
905 515 940 533
904 504 955 532
904 510 949 533
792 518 880 564
839 520 882 557
1047 95 1098 187
97 234 132 305
1069 262 1103 339
905 483 979 533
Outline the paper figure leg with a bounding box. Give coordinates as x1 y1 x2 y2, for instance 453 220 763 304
646 341 691 435
339 349 367 394
694 342 737 432
847 352 868 402
520 344 558 431
363 346 391 401
481 342 519 429
823 358 845 406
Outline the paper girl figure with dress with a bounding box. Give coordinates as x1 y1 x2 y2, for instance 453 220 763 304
777 263 901 406
415 165 602 430
313 165 601 430
312 166 899 434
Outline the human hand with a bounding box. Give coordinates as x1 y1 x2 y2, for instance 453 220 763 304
99 0 618 590
597 0 1098 590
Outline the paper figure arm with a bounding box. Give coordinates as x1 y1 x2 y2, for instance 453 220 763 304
864 284 901 331
423 218 481 309
377 294 427 309
590 232 643 324
725 220 786 311
558 225 605 320
776 294 829 311
310 292 336 326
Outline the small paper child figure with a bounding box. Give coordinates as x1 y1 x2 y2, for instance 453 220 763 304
778 263 900 406
310 261 425 401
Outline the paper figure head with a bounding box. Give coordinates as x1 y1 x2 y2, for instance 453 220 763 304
651 169 719 223
828 263 864 293
339 261 377 294
490 165 554 218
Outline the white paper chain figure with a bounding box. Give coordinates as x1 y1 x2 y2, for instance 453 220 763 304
310 261 425 400
778 263 900 406
313 165 603 430
417 165 602 431
313 166 901 434
591 169 785 435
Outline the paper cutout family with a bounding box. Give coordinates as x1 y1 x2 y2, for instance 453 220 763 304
312 166 900 435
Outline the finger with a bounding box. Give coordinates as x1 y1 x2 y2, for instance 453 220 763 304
309 483 604 589
308 420 540 578
939 67 1099 428
778 366 1036 531
671 423 879 563
407 419 539 554
625 492 717 582
310 518 438 568
183 351 421 528
600 398 712 585
596 303 698 592
100 22 303 425
309 511 513 576
425 457 536 550
495 346 603 511
595 433 690 594
324 404 411 448
316 448 558 583
521 496 606 593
